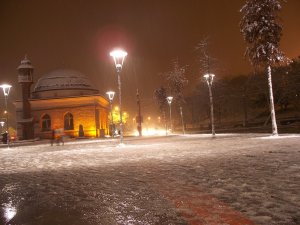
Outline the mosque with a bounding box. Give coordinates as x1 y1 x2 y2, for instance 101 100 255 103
15 56 109 140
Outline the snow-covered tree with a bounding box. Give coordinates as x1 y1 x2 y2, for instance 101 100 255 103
240 0 289 135
164 58 188 106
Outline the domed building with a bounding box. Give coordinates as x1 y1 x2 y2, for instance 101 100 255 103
15 57 109 140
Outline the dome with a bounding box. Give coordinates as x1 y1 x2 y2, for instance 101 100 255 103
32 69 99 99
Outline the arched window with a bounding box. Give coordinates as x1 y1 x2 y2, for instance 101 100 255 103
64 113 74 130
41 114 51 131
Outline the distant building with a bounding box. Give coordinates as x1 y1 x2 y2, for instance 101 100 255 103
15 56 109 140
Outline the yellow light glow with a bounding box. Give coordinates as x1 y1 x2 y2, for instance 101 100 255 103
80 128 97 137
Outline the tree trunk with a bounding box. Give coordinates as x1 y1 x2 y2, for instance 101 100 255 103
208 85 215 136
267 65 278 136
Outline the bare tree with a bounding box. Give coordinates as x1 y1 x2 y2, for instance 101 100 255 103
154 86 168 114
164 58 188 106
195 37 218 75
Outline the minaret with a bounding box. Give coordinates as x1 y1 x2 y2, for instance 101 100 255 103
17 55 34 140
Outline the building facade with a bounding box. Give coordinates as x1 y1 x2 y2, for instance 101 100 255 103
15 57 109 140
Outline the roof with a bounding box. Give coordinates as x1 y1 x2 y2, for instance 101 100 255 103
33 69 98 93
17 55 34 70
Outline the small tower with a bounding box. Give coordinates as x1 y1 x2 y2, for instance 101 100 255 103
17 55 34 140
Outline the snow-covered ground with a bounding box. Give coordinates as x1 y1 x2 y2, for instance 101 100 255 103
0 134 299 225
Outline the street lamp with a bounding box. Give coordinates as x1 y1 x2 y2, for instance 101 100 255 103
106 91 115 137
203 73 215 136
0 121 4 134
0 84 12 145
0 84 12 125
136 89 142 137
110 49 127 144
166 96 173 133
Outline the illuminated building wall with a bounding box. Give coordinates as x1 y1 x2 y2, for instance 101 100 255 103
16 95 109 139
15 67 110 140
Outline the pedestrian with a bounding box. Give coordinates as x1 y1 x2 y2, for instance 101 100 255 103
1 132 8 144
50 129 55 146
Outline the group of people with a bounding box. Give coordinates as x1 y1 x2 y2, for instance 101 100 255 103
51 128 65 146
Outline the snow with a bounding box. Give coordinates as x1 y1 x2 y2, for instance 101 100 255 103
34 69 97 92
0 134 299 225
256 134 300 139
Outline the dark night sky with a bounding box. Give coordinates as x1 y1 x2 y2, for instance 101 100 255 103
1 0 300 117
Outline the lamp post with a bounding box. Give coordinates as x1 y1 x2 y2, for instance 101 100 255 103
180 106 185 135
0 121 4 134
110 49 127 144
136 89 142 137
0 84 12 145
166 96 173 133
203 74 215 136
164 111 167 136
106 91 115 137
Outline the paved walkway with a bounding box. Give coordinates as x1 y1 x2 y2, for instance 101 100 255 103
153 178 256 225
